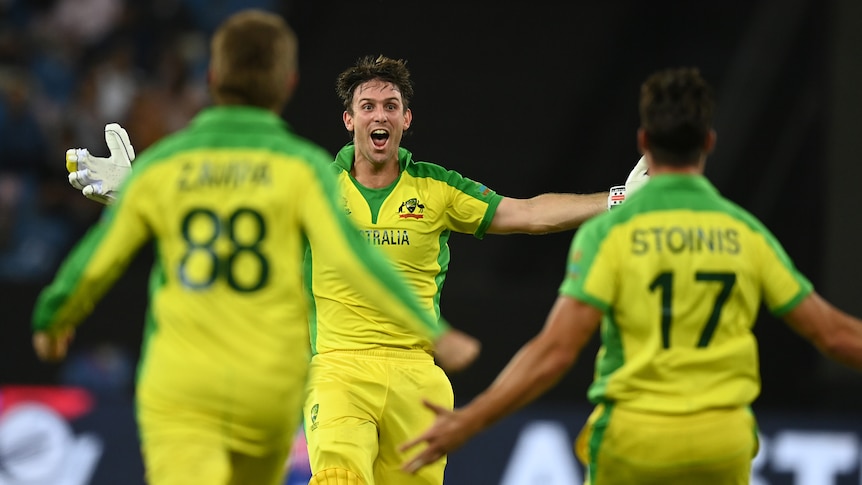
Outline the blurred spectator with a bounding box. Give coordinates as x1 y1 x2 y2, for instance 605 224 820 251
60 343 134 399
0 69 70 281
92 37 142 125
0 0 288 281
0 70 47 240
181 0 286 35
35 0 125 48
0 69 47 178
125 32 207 150
64 68 107 158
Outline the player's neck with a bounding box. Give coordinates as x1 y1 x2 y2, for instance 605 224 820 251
352 157 400 189
650 166 702 175
648 157 706 176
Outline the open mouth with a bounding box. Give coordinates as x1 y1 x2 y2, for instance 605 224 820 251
371 129 389 148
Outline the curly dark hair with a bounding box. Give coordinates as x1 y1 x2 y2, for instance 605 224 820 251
639 67 715 166
335 55 414 114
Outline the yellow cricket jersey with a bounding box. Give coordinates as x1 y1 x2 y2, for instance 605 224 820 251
32 108 441 447
305 144 503 354
561 174 813 414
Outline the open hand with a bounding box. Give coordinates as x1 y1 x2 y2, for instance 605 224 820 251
67 123 135 205
400 400 476 474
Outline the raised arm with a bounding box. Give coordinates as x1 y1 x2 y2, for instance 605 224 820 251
33 157 152 361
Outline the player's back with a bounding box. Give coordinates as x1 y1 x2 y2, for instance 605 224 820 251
571 174 812 414
122 106 332 432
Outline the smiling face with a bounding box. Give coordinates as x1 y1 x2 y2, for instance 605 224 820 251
343 78 412 169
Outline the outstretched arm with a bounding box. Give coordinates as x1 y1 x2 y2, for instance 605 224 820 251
488 192 606 234
399 295 602 473
487 156 649 234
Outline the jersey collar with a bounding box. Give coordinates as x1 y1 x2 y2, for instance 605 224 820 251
641 173 718 195
191 105 292 132
333 142 415 172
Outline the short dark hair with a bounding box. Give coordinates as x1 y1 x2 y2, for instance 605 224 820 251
335 55 414 113
639 67 714 166
209 9 298 111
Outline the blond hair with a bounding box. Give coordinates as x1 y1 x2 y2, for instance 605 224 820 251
209 9 298 111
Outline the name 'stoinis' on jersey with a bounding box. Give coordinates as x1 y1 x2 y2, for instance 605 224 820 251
178 160 272 190
632 226 740 255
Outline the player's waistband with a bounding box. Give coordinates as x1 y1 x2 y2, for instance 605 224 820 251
610 403 750 420
315 347 434 362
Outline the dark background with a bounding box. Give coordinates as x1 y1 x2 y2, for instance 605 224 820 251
2 0 861 420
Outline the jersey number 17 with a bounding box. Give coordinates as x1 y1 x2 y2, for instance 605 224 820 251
649 271 736 349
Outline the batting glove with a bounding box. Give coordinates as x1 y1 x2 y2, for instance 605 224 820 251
608 156 649 209
67 123 135 205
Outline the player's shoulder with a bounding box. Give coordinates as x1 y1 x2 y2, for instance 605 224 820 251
404 157 455 179
403 156 491 198
128 124 204 167
686 190 773 235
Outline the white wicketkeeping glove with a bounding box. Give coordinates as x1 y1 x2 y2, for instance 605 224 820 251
608 156 650 209
66 123 135 205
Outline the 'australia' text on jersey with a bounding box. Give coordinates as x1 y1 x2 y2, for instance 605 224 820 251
360 229 410 245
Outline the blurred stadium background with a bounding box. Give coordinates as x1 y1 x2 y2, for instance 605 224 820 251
1 0 861 484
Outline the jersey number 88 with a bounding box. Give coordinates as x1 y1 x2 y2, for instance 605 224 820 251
178 207 269 292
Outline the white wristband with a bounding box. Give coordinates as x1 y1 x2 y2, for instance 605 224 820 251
608 185 626 210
